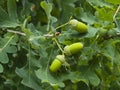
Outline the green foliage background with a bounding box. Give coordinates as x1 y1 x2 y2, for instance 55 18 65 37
0 0 120 90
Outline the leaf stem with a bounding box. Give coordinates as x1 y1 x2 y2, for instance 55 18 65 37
113 5 120 21
28 44 31 84
55 16 72 30
53 38 64 54
23 16 31 28
55 22 69 30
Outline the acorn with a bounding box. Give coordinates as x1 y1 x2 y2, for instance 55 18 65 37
64 42 83 56
50 55 65 72
69 19 88 33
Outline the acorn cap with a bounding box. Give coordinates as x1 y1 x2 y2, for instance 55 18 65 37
69 19 88 33
69 19 78 27
56 55 66 63
64 46 72 56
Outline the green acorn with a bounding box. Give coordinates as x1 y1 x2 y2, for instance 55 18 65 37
50 55 65 72
64 42 83 56
69 19 88 33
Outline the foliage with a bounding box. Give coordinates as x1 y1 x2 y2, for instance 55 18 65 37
0 0 120 90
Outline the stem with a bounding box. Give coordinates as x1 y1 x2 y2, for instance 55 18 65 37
23 16 31 28
91 34 99 45
28 44 31 85
64 61 70 68
55 16 72 30
55 22 69 30
113 5 120 21
53 38 64 54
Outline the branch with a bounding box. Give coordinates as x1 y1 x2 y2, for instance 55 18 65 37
7 29 26 36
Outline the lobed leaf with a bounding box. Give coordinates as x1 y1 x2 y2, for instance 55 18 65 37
0 64 3 73
106 0 120 4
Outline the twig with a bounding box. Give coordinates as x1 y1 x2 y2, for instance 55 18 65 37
117 32 120 36
7 29 26 36
43 34 54 37
113 5 120 21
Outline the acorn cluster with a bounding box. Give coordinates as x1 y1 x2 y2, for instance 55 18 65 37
50 19 88 72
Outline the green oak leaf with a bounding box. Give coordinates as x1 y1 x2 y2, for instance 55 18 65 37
40 1 52 19
0 64 3 73
105 0 120 4
35 68 65 88
16 67 43 90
